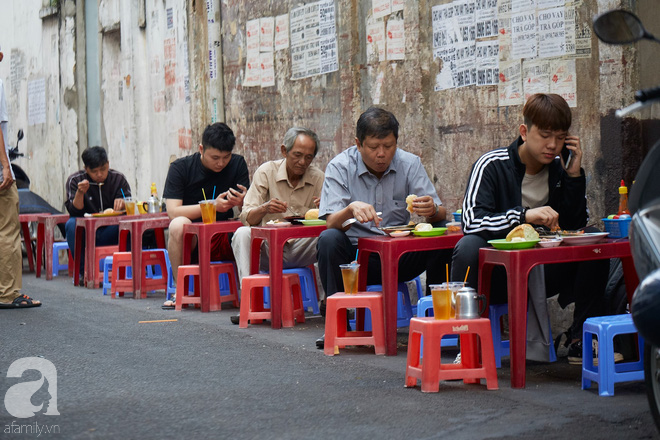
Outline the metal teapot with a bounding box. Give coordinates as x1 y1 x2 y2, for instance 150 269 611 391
455 286 487 319
143 195 162 213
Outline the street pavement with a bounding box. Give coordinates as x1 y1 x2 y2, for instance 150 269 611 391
0 266 657 440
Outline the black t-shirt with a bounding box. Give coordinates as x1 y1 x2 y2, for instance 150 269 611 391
163 152 250 221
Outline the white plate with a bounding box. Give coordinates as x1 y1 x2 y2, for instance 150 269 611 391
560 232 609 246
264 221 292 227
389 230 411 237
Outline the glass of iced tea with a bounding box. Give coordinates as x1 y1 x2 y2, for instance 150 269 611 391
199 200 216 224
339 263 359 294
429 284 452 320
124 197 137 215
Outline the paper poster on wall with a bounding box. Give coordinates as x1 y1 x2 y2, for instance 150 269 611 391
246 19 260 55
434 47 457 91
386 18 405 60
476 0 499 39
304 2 321 77
550 58 576 107
290 0 338 80
367 18 386 62
319 0 339 74
522 59 550 100
260 17 274 52
290 6 306 79
432 3 460 51
373 0 391 20
563 7 576 56
28 78 46 126
454 0 477 44
244 52 261 87
498 14 512 61
455 43 477 87
498 60 523 106
260 52 275 87
209 45 218 79
476 39 499 86
391 0 404 13
511 0 536 14
275 14 290 50
206 0 215 23
511 10 537 59
537 7 566 59
537 0 564 9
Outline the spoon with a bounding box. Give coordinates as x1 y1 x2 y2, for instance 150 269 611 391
342 212 382 228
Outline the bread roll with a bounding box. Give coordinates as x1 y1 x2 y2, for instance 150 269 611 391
304 208 319 220
506 224 539 242
103 208 114 214
406 194 417 213
414 222 433 232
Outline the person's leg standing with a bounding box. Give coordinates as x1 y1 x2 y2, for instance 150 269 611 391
0 183 22 303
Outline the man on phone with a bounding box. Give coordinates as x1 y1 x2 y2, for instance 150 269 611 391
452 93 612 364
162 122 249 308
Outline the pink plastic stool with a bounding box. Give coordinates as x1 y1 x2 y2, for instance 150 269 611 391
405 317 499 392
209 262 240 310
239 274 304 328
324 291 385 356
94 245 119 288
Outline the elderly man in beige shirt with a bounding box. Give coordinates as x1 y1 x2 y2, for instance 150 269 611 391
231 127 324 294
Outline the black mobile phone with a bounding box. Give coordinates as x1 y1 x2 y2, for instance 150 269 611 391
561 143 572 168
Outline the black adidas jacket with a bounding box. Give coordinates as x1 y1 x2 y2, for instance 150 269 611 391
461 136 587 241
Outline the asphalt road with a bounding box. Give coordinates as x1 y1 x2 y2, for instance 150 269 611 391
0 269 657 439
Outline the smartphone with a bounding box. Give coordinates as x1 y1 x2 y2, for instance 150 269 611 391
561 143 572 168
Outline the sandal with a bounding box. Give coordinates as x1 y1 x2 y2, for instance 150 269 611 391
0 294 42 309
162 296 176 310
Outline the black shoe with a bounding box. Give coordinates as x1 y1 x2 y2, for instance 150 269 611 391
316 335 325 349
319 300 326 317
567 339 623 365
230 315 240 325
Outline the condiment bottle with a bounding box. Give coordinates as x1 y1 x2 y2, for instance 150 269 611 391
618 180 630 215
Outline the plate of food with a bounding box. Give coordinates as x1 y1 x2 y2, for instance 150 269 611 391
412 227 447 237
265 220 292 227
284 216 305 224
389 230 411 237
560 232 609 246
300 219 326 226
381 224 415 233
88 209 126 218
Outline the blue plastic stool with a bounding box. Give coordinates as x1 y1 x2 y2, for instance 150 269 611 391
489 303 557 368
348 280 417 331
581 314 645 396
261 267 320 314
52 241 70 277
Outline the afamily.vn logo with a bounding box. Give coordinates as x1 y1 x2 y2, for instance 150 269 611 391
4 357 59 418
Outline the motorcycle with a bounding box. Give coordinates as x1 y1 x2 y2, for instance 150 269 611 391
594 9 660 432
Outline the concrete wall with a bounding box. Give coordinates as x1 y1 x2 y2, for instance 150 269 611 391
0 0 657 220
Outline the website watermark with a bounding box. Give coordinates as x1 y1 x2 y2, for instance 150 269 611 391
3 357 60 436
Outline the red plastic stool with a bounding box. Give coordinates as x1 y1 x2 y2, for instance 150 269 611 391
405 317 499 392
175 265 201 310
324 292 385 356
239 274 304 328
210 263 240 310
140 250 169 294
94 245 119 288
110 252 133 298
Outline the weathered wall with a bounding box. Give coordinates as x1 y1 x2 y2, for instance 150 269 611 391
220 0 655 220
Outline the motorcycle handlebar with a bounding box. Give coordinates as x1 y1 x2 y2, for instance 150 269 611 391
635 86 660 102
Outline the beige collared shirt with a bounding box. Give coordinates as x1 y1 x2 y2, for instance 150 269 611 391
239 158 324 226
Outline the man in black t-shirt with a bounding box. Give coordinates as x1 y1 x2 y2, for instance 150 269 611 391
162 123 249 308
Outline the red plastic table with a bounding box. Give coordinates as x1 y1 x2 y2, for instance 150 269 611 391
182 221 243 312
118 213 169 299
36 213 70 280
74 215 125 288
357 233 463 356
478 239 639 389
249 224 327 329
18 212 50 272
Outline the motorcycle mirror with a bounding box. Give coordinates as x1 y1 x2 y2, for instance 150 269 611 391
593 9 660 45
17 129 23 142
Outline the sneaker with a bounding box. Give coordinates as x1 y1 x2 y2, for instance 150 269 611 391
567 339 624 365
230 315 240 325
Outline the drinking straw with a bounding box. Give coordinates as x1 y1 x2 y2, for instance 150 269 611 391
202 188 207 201
446 264 449 284
212 186 216 200
354 250 359 264
120 188 126 201
464 266 470 284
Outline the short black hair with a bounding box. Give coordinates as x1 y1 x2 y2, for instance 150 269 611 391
356 107 399 144
202 122 236 152
523 93 572 132
81 146 108 169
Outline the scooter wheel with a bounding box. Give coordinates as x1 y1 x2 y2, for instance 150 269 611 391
645 342 660 434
